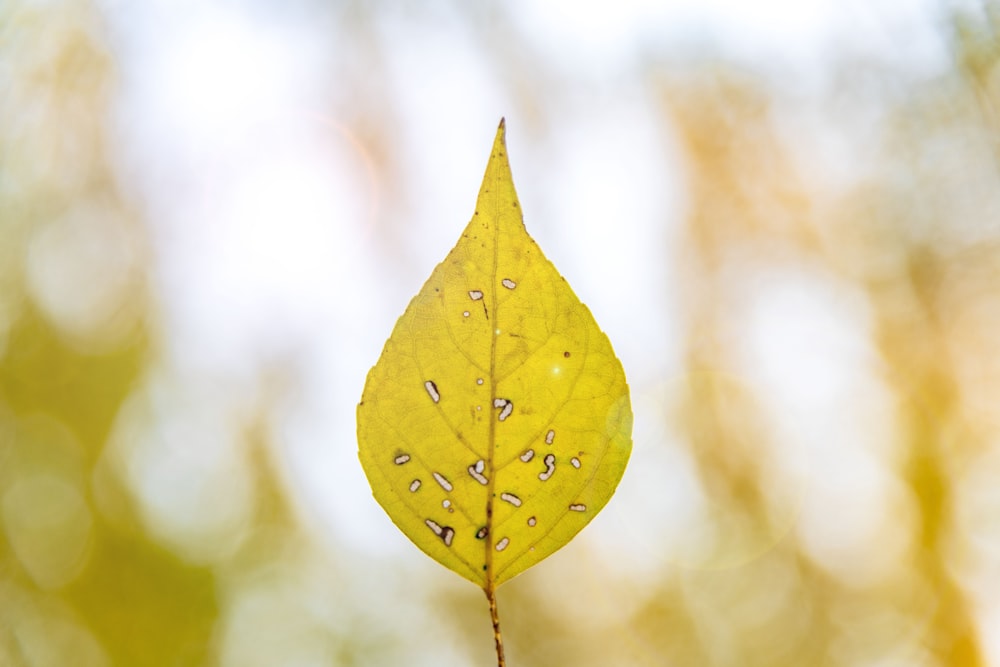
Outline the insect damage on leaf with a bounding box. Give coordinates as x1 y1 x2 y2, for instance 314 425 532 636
357 119 633 591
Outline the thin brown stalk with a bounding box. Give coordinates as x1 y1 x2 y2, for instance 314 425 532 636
485 585 505 667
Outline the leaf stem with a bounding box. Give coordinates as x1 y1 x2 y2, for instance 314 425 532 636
485 585 506 667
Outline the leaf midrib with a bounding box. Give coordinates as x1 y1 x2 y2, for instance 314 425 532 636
483 142 505 593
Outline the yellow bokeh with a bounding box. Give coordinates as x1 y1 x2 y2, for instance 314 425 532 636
3 0 1000 665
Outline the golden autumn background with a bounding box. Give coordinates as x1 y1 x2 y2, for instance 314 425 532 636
2 0 1000 665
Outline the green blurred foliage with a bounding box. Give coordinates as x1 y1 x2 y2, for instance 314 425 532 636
3 0 1000 665
0 2 221 664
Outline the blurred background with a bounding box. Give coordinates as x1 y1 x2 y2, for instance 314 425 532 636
2 0 1000 665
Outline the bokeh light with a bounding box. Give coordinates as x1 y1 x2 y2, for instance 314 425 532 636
3 0 1000 665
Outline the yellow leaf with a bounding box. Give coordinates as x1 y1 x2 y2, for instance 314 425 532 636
357 119 632 591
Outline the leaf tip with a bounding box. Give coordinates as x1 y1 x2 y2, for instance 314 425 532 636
496 117 506 145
